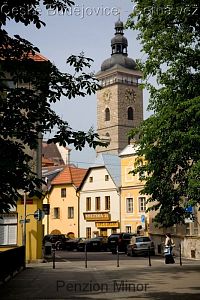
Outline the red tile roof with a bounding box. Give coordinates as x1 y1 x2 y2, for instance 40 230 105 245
0 46 48 62
42 157 54 166
51 166 87 188
27 52 48 62
42 142 64 166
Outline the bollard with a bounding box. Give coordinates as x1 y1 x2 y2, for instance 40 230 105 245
52 248 56 269
179 243 182 266
117 245 119 267
85 243 88 268
148 246 151 267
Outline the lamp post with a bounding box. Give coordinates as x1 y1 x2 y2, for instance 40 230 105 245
23 192 27 269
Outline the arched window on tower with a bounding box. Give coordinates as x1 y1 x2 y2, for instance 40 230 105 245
116 45 121 53
128 107 134 120
112 46 116 54
105 108 110 121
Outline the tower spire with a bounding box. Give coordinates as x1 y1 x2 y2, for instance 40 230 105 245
118 10 121 21
99 19 137 72
111 19 127 56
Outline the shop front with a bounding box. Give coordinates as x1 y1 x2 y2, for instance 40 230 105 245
83 212 120 237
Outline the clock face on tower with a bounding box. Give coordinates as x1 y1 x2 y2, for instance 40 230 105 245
125 88 136 102
103 89 112 102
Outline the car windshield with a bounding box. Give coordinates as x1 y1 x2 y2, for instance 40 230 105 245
136 237 151 243
109 234 120 238
122 234 131 239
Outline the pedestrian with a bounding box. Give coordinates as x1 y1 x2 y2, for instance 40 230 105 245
164 233 175 264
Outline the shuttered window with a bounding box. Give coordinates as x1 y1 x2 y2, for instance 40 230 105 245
0 214 17 245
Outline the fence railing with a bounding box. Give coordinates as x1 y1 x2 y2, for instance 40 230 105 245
0 246 25 283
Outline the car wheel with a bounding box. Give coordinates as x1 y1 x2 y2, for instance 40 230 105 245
151 251 155 256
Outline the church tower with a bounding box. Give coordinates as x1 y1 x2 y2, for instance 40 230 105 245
96 19 143 154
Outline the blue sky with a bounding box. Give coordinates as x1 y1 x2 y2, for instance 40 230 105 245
5 0 152 167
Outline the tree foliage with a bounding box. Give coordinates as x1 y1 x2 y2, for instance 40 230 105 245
0 1 103 212
127 0 200 227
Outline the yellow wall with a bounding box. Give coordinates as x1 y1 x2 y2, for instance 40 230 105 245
17 196 43 262
44 184 79 237
121 155 149 234
0 246 17 252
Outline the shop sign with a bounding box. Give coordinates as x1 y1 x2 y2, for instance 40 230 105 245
84 212 110 221
95 221 119 228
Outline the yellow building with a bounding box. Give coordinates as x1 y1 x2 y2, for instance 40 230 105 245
119 145 200 259
17 196 43 262
0 52 47 262
119 145 149 235
43 166 87 237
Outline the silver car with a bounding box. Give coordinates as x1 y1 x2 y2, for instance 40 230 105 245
127 236 155 256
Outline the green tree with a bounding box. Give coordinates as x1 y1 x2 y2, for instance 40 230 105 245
127 0 200 227
0 1 103 212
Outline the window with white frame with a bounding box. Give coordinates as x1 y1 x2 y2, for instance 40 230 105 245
61 188 66 198
138 197 146 212
68 207 74 219
89 176 93 182
185 223 191 235
105 174 109 181
105 196 110 210
86 197 91 211
0 214 17 245
53 207 60 219
126 226 131 233
95 197 101 211
86 227 91 239
126 198 133 213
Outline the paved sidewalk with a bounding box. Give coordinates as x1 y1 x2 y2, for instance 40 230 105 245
0 258 200 300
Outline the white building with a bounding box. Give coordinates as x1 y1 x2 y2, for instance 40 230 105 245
79 154 121 238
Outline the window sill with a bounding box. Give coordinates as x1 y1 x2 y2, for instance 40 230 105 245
0 244 17 247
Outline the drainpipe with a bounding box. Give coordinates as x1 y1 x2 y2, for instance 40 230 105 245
117 187 121 232
76 190 80 237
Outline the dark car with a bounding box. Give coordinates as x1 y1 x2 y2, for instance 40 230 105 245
43 234 69 250
127 236 155 256
107 233 137 254
64 238 84 251
77 237 108 252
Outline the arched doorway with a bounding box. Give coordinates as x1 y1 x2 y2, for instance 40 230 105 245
67 232 75 239
50 229 61 235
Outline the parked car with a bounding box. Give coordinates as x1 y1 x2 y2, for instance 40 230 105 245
64 238 84 251
127 236 155 256
77 237 108 252
42 234 69 250
107 233 137 254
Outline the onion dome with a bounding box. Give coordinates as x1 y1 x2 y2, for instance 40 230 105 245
101 19 136 72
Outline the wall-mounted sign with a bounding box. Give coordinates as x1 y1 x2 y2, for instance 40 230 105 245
95 221 119 228
20 199 33 204
84 212 110 221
